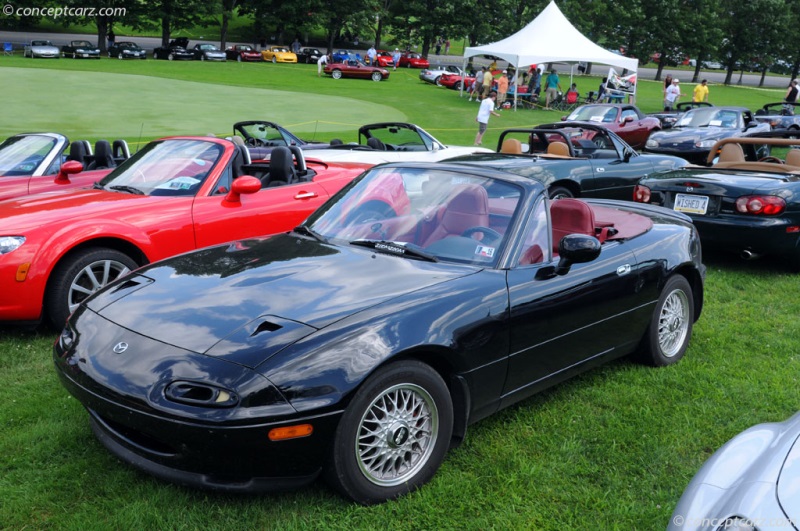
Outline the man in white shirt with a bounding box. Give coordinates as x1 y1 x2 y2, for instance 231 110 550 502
317 53 329 77
475 91 500 146
665 78 681 111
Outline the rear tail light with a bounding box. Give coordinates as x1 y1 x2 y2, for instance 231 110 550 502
633 185 651 203
734 195 785 215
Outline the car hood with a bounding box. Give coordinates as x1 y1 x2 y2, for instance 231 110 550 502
650 127 736 144
83 233 476 368
0 189 185 232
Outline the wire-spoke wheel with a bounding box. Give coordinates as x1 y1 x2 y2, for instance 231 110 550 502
638 275 694 366
326 360 452 504
45 248 138 329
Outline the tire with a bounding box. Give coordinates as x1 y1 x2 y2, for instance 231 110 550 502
371 71 383 82
118 53 123 60
637 275 694 366
454 81 463 90
237 55 242 62
272 56 277 63
548 186 574 200
435 76 442 86
168 53 174 61
72 52 77 59
45 248 138 329
326 360 453 505
331 69 343 79
201 54 206 61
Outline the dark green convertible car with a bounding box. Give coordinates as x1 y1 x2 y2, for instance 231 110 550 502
444 122 688 200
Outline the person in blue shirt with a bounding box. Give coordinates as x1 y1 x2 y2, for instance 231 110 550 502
544 69 562 110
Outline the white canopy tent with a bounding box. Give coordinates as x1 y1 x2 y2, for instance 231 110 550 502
462 1 638 106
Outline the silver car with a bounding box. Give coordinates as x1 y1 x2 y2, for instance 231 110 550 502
419 64 464 86
669 411 800 530
23 40 60 59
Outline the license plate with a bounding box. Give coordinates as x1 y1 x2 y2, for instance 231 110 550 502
674 193 709 215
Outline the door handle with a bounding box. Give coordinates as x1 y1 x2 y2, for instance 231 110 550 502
294 191 317 200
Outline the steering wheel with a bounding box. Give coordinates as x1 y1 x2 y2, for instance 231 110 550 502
758 156 784 164
462 226 502 244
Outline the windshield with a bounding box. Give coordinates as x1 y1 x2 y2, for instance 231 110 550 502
306 167 523 266
676 108 741 128
199 44 217 50
0 135 57 176
567 105 618 123
73 41 92 47
98 139 223 196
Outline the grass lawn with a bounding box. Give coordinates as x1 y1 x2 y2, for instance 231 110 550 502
0 55 798 530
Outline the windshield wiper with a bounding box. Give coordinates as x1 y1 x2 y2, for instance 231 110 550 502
293 225 327 243
92 182 105 190
108 185 145 195
349 239 438 262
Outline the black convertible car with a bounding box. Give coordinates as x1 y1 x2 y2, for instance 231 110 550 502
644 106 770 164
447 122 688 200
107 41 147 59
55 162 705 504
60 40 100 59
635 135 800 269
153 37 194 61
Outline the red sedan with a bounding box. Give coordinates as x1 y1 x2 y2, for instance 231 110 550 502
0 136 370 327
398 52 429 69
324 59 390 81
0 133 123 201
563 104 662 150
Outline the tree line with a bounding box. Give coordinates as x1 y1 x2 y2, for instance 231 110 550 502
4 0 797 85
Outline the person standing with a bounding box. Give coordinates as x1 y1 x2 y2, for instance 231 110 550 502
435 38 442 56
107 30 115 50
693 79 709 102
662 74 673 109
367 45 377 66
496 71 509 110
475 91 500 146
469 67 484 102
444 39 450 55
784 79 799 115
482 67 493 100
665 78 681 111
317 53 329 77
391 48 401 70
291 38 301 54
544 69 561 110
597 77 608 102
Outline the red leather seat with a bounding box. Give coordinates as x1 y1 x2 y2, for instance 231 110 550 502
551 198 596 253
422 185 489 247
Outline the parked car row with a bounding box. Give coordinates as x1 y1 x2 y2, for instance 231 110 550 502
6 108 800 519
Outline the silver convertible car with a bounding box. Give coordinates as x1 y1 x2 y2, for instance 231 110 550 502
23 40 60 59
668 411 800 530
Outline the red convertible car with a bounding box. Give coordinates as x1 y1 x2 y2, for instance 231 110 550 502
438 72 476 91
563 104 662 150
397 52 429 69
225 44 262 62
0 133 127 201
324 59 390 81
374 50 395 67
0 136 370 327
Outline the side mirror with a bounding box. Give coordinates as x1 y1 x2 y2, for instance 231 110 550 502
554 234 601 275
622 115 634 124
223 175 261 205
54 160 84 184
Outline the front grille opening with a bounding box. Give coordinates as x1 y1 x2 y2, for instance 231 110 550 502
99 414 176 455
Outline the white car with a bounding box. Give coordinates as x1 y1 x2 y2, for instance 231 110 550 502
300 122 490 164
23 40 60 59
419 64 465 86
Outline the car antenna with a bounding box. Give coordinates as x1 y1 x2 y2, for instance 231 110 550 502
135 123 144 153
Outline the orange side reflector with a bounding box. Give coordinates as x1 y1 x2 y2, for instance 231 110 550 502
16 263 30 282
268 424 313 441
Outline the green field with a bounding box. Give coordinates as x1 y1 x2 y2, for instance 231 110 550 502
1 55 798 530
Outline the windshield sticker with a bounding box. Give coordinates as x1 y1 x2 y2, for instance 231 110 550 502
157 176 202 190
708 120 722 127
375 242 406 254
476 245 495 258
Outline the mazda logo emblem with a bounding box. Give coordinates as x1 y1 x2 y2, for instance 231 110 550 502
686 186 694 192
113 342 129 354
